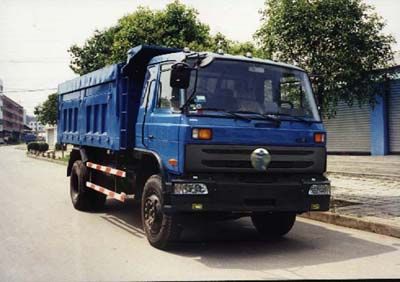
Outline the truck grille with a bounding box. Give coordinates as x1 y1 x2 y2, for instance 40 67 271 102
185 144 326 174
202 148 315 156
202 160 314 169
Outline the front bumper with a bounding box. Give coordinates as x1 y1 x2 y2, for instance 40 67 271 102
163 174 330 214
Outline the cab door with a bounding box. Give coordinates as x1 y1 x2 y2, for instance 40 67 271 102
136 65 158 148
146 62 182 174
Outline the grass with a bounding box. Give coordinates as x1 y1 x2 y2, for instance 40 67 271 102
58 154 70 163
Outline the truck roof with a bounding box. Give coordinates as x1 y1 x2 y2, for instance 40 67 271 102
58 45 305 95
59 45 181 95
58 63 122 95
149 51 305 72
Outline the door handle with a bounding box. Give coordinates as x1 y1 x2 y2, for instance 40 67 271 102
148 135 154 140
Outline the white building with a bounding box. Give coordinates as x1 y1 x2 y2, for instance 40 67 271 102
27 117 45 133
23 109 27 126
44 124 57 147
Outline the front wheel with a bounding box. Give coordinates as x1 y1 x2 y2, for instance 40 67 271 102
142 175 182 249
251 212 296 238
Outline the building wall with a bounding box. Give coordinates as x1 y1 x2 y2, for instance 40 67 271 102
45 125 57 147
324 102 371 153
28 120 45 132
324 70 400 156
0 94 24 139
0 97 3 137
0 79 3 138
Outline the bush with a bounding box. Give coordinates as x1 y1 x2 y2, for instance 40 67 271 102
27 142 39 152
27 142 49 152
6 136 18 144
55 143 67 151
38 143 49 152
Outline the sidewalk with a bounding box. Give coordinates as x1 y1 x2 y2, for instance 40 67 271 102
303 155 400 238
327 155 400 178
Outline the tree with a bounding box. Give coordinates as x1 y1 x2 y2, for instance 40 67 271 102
207 32 263 57
69 1 265 75
34 93 58 126
255 0 395 117
69 26 119 75
69 1 211 74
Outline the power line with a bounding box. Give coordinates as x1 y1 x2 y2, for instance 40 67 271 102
1 88 57 94
4 87 56 91
0 60 67 64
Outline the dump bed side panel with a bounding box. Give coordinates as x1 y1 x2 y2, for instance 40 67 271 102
57 64 125 150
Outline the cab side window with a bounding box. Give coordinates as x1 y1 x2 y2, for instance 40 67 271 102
157 63 180 111
141 65 157 107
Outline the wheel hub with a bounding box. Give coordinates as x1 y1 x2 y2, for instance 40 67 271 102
144 194 162 234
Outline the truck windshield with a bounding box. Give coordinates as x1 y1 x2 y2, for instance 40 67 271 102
185 59 320 122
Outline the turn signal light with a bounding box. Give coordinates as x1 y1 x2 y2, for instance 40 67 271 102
192 128 212 140
314 133 326 143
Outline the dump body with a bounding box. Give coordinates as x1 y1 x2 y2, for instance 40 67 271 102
57 64 127 150
57 45 180 150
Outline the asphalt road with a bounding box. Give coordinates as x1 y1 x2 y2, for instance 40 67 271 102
1 145 400 281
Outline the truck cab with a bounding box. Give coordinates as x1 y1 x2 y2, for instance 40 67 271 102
59 45 330 249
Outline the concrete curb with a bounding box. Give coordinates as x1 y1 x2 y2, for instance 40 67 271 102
300 211 400 238
27 154 67 166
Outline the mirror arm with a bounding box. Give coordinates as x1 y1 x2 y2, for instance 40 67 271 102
180 67 199 113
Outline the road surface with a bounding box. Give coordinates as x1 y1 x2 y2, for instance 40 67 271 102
1 145 400 281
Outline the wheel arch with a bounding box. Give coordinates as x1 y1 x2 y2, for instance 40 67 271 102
135 148 167 189
67 147 88 176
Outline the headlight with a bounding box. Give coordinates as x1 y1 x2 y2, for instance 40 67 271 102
308 184 331 195
174 183 208 195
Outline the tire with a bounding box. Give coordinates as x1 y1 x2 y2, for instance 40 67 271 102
251 212 296 238
70 160 106 211
141 175 182 249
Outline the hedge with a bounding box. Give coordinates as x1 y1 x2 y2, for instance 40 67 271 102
27 142 49 152
55 143 67 151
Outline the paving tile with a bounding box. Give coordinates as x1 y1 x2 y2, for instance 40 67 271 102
328 171 400 228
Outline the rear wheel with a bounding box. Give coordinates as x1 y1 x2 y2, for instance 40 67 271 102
70 160 106 211
251 212 296 238
142 175 182 249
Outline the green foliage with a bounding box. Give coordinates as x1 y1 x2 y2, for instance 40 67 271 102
27 142 37 151
209 32 263 57
27 142 49 152
255 0 395 117
34 93 58 125
39 143 49 152
68 1 265 75
55 143 67 151
69 26 119 75
69 1 212 74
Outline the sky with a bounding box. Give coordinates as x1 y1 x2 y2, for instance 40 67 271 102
0 0 399 115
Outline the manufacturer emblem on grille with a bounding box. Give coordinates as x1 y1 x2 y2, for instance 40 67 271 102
250 148 271 171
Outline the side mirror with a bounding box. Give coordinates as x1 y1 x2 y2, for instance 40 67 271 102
170 63 191 89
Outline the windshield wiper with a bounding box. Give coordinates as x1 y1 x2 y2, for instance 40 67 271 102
232 110 281 124
195 108 251 122
180 54 210 111
264 112 313 124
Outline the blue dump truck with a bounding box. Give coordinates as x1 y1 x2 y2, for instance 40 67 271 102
58 45 330 249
